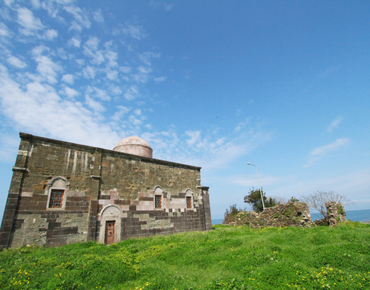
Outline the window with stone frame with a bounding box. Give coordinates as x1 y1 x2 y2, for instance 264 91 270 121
49 189 64 208
186 196 192 209
155 195 162 209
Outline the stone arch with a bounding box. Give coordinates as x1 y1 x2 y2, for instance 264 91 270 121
153 185 163 193
185 188 193 195
98 205 121 244
47 176 70 190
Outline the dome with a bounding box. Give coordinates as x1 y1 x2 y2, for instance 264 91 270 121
113 136 153 158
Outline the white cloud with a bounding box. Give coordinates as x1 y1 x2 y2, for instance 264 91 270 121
4 0 14 7
68 37 81 48
64 5 91 31
120 66 131 73
186 130 201 145
149 1 174 11
31 0 41 9
134 66 152 83
82 66 96 79
234 118 251 132
75 59 85 66
105 50 117 67
139 51 160 66
83 37 106 65
0 66 119 149
86 86 111 101
113 23 146 40
124 85 140 100
111 106 130 122
62 74 74 84
34 55 62 84
63 86 79 98
0 23 10 37
7 56 27 68
129 114 142 126
17 7 44 35
327 116 343 132
84 36 100 51
85 95 105 112
57 48 67 59
93 9 104 22
154 76 166 83
32 45 49 57
304 138 351 167
110 86 122 95
44 29 58 40
106 70 118 81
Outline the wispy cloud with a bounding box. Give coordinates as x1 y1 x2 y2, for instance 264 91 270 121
149 1 174 11
68 37 81 48
64 5 91 32
7 56 27 68
16 7 45 36
113 23 146 40
327 116 343 132
0 23 11 37
0 64 119 149
304 138 351 167
61 74 74 84
93 9 104 23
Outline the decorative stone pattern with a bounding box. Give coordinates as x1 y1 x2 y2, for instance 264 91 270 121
0 133 212 249
229 202 313 228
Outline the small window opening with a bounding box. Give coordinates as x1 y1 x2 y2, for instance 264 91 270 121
186 196 192 209
155 195 162 209
49 189 64 208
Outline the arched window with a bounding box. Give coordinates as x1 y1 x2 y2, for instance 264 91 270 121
153 186 163 209
185 189 194 209
46 176 69 210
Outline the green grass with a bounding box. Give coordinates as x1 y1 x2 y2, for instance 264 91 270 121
1 221 370 289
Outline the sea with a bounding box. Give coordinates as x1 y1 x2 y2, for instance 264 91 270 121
211 209 370 225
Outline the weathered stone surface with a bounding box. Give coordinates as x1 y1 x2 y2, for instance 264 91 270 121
0 133 212 248
314 201 346 226
227 201 347 228
228 202 313 228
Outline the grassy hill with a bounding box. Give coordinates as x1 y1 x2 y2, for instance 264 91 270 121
1 222 369 289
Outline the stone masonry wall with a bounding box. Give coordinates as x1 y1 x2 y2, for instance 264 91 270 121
313 201 347 226
0 133 211 249
326 202 346 226
231 202 313 228
227 201 347 228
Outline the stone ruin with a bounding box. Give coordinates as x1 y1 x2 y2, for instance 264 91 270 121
314 201 346 226
226 201 346 228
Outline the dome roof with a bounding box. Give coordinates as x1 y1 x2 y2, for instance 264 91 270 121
113 136 153 158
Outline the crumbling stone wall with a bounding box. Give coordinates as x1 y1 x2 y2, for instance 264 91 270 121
227 201 347 228
0 133 212 249
229 202 313 228
327 201 346 225
314 201 346 226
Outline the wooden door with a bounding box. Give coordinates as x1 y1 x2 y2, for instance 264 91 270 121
105 221 115 245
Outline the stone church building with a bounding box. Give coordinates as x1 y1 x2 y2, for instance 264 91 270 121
0 133 212 249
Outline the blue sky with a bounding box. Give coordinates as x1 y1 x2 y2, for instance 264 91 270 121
0 0 369 220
